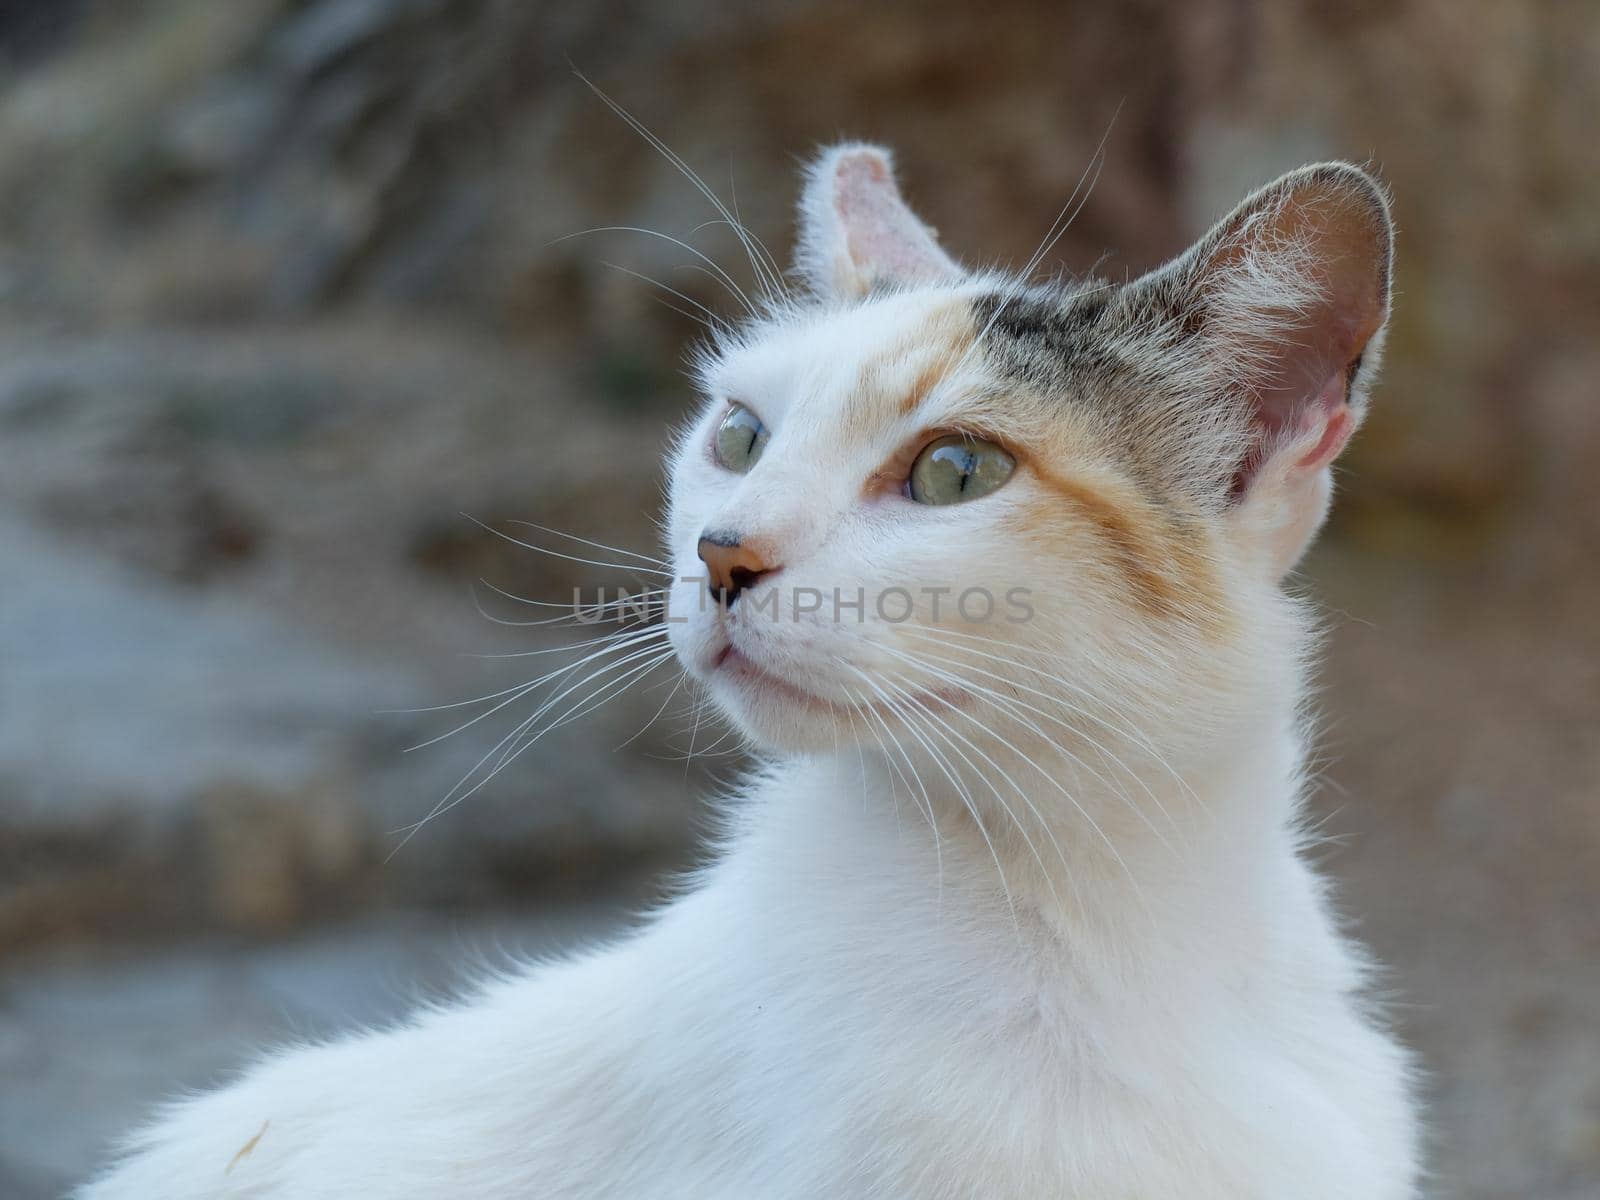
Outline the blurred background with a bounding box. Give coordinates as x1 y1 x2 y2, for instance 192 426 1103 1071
0 1 1595 1196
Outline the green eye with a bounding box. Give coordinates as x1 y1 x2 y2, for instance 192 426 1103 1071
908 434 1015 505
713 403 769 473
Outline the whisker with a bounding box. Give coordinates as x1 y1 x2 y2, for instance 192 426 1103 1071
845 682 945 907
912 622 1199 806
392 642 677 855
873 669 1071 917
686 218 787 298
404 627 668 755
598 260 731 334
549 225 757 316
466 615 666 659
613 666 691 752
898 624 1201 812
681 719 745 759
882 637 1182 848
1007 103 1121 297
923 108 1121 418
844 665 1017 931
471 581 667 628
848 689 904 836
681 664 710 778
409 652 677 853
380 675 569 717
483 640 677 774
465 623 667 661
511 648 680 754
894 670 1144 915
461 513 673 578
393 633 667 839
501 521 668 568
573 73 788 305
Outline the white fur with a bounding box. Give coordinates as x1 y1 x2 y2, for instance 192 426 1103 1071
82 750 1415 1199
83 152 1419 1199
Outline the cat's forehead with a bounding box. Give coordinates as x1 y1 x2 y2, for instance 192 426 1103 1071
705 279 1141 432
706 288 985 427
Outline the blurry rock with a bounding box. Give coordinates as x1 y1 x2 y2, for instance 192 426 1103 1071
0 0 91 66
271 0 439 78
159 76 284 178
198 779 371 933
0 321 697 948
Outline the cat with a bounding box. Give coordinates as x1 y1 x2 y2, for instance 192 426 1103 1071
83 143 1420 1198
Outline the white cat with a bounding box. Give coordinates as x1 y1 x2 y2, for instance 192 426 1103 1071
83 144 1419 1198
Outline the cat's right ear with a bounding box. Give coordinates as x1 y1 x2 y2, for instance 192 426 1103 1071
1128 162 1394 579
794 144 963 301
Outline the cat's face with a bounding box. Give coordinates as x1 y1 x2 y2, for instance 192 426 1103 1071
664 146 1392 767
663 285 1212 757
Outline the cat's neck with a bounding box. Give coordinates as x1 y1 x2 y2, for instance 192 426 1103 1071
726 714 1307 957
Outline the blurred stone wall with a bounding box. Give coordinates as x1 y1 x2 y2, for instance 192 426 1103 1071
0 2 1596 1197
6 1 1597 558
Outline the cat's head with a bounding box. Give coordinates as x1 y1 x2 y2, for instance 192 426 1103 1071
663 144 1392 772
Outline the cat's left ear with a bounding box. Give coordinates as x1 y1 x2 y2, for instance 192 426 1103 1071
794 143 963 301
1136 162 1394 579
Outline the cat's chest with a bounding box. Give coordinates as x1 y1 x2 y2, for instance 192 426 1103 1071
725 907 1166 1111
704 977 1331 1200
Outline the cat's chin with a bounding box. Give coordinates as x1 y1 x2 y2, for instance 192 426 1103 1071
700 646 974 755
702 647 853 753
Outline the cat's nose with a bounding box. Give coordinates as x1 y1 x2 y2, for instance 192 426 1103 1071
697 532 779 609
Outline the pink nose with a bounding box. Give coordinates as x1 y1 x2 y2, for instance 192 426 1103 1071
697 533 780 608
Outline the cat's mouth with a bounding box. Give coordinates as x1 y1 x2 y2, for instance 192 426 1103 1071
709 642 968 720
712 644 838 711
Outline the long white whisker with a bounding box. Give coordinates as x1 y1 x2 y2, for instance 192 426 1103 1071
614 666 691 752
882 638 1180 848
687 217 787 298
722 163 788 301
846 683 944 901
471 581 666 629
873 670 1071 917
550 225 756 316
380 674 569 717
461 513 673 578
599 260 731 333
845 665 1017 931
573 74 787 304
465 621 666 661
681 664 710 778
1009 105 1120 294
898 624 1200 811
501 522 667 568
893 671 1147 916
927 108 1120 416
884 642 1145 808
514 648 680 752
678 717 744 759
396 647 679 856
484 640 676 775
402 628 667 754
396 632 668 841
403 643 678 838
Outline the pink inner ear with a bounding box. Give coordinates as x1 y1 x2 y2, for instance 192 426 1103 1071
1296 394 1354 471
1233 370 1354 496
1193 166 1390 503
833 153 954 286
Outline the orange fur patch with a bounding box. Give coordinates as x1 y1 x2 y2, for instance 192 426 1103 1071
1028 460 1224 628
851 299 975 432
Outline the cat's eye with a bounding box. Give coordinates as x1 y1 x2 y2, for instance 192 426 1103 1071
908 434 1016 505
713 403 769 473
